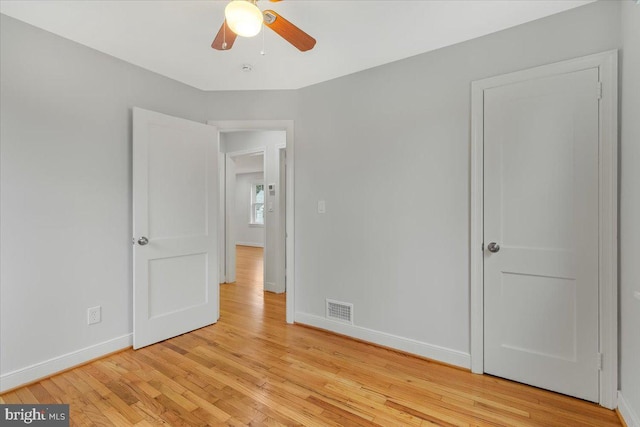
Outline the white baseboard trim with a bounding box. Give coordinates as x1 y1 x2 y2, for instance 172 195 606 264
236 242 264 248
619 391 640 427
264 282 284 293
0 333 132 393
294 312 470 369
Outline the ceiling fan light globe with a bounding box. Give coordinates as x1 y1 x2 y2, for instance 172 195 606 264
225 0 264 38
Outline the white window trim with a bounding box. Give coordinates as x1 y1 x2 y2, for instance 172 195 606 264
250 181 265 226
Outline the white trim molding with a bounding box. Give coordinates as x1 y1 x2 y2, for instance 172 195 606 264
295 312 470 369
264 282 280 294
618 391 640 427
236 241 264 248
470 50 618 408
208 120 295 324
0 333 132 393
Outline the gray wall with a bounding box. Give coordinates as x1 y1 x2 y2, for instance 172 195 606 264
0 14 295 388
295 0 621 363
0 14 210 377
203 90 299 122
620 1 640 421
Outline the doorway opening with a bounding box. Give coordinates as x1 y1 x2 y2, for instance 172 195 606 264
224 149 267 289
209 120 295 324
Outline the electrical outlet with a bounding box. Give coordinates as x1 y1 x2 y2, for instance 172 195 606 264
87 306 101 325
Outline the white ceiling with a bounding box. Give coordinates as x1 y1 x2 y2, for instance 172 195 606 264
0 0 594 91
235 153 264 174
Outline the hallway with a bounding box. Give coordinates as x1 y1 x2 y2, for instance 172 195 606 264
223 245 285 324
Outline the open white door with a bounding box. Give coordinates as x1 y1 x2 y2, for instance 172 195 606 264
133 107 219 349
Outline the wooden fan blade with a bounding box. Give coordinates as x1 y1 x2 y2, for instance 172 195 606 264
269 0 283 2
211 21 237 50
263 10 316 52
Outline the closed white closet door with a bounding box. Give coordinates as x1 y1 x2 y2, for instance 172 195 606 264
483 68 600 402
133 107 219 349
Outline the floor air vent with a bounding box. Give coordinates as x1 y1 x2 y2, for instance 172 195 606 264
326 299 353 324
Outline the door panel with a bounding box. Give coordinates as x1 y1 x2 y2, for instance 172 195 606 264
148 125 209 239
133 107 219 349
499 272 577 361
148 253 208 319
484 68 599 401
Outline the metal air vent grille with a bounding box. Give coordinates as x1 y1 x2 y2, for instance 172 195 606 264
326 299 353 324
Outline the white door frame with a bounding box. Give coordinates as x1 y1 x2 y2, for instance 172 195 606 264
275 142 287 296
224 147 267 286
470 50 618 409
208 120 295 324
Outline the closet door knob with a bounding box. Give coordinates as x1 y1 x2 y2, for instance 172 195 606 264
487 242 500 253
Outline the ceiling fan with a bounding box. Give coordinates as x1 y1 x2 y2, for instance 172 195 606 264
211 0 316 52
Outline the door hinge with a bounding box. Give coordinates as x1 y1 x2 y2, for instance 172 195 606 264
597 352 603 371
597 81 603 100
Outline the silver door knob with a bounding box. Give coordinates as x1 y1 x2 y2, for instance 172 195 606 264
137 236 149 246
487 242 500 253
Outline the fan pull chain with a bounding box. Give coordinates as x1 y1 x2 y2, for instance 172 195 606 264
222 20 227 50
260 24 266 56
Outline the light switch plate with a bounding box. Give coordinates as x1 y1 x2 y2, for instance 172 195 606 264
318 200 326 214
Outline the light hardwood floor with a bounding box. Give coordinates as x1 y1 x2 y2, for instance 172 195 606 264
1 245 622 426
